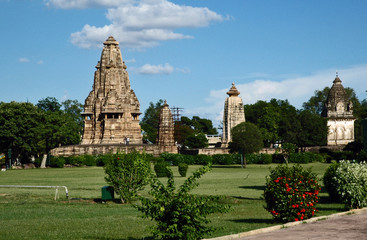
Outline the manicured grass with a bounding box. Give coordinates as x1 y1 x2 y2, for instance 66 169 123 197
0 163 345 239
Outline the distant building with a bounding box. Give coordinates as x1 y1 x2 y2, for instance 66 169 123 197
157 100 176 152
81 36 142 144
222 83 246 146
322 74 355 146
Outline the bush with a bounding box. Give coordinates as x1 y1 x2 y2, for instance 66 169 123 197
272 154 285 163
246 154 272 164
83 155 96 166
194 154 212 165
178 162 188 177
49 156 65 168
288 152 323 164
264 164 321 222
96 154 113 166
329 160 367 209
104 151 151 204
154 161 172 178
323 162 341 202
65 155 83 166
136 164 229 240
212 154 239 165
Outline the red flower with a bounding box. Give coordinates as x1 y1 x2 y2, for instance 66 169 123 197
295 218 299 221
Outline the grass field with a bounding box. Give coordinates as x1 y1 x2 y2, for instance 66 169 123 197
0 163 345 239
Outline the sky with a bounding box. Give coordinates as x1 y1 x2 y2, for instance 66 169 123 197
1 0 367 128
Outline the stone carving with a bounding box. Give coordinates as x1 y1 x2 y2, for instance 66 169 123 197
322 74 355 145
81 36 142 145
222 83 246 146
157 100 176 152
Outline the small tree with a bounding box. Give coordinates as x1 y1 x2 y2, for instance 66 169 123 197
104 151 151 204
136 164 229 240
229 122 263 167
282 142 297 164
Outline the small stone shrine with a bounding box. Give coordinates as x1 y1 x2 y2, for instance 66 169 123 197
222 83 246 146
156 100 176 152
322 73 355 145
81 36 142 145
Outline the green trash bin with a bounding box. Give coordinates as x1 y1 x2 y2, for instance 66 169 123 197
101 186 114 201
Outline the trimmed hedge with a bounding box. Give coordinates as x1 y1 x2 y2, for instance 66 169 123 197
246 154 272 164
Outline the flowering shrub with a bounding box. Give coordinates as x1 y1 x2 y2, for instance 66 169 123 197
264 164 321 222
330 160 367 209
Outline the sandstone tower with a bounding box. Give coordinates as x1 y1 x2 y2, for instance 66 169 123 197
222 83 246 146
157 100 176 152
322 74 355 146
81 36 142 144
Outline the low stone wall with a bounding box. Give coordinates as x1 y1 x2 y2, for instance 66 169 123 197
50 144 178 157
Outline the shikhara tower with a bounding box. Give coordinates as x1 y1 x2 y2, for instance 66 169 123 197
222 83 246 146
81 36 142 144
322 73 355 145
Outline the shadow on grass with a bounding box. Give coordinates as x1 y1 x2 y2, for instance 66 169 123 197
230 218 275 224
212 165 244 169
239 185 266 191
87 236 154 240
232 196 262 201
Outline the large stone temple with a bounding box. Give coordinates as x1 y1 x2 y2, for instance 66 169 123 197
322 74 355 146
81 36 142 145
222 83 246 146
51 36 177 157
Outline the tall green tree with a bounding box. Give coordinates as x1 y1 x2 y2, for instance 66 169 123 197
140 99 164 144
36 98 82 154
184 133 209 149
229 122 263 167
0 102 41 163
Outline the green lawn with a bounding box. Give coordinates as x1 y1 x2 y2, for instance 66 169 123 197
0 163 345 239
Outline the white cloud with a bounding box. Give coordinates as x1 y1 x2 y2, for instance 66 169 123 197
124 58 136 63
189 64 367 126
45 0 133 9
37 60 44 64
18 57 30 63
137 63 174 75
64 0 225 49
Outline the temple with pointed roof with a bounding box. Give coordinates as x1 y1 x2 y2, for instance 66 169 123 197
222 83 246 146
81 36 142 144
322 74 355 146
156 100 176 152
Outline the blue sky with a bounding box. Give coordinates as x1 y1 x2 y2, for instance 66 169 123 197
1 0 367 127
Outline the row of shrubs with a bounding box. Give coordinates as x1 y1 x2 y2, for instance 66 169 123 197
46 151 333 168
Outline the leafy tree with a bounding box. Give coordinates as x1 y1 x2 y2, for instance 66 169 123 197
177 116 217 148
229 122 263 167
36 97 62 112
36 98 82 154
184 133 209 149
302 87 330 115
282 142 297 164
190 116 218 135
295 110 328 150
245 99 297 147
62 99 84 133
104 151 151 204
0 102 42 163
136 164 229 240
140 99 164 144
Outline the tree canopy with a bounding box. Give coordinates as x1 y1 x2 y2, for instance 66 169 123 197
229 122 263 154
0 98 83 164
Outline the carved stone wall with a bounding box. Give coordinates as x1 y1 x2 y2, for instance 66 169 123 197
157 100 176 152
81 36 142 145
222 83 246 146
322 74 355 146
